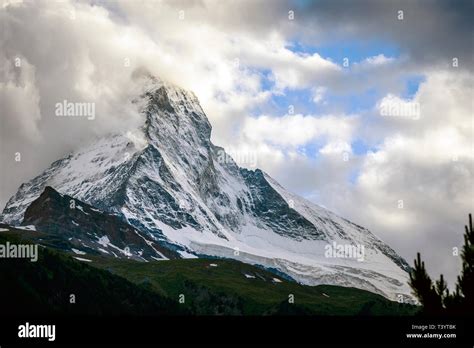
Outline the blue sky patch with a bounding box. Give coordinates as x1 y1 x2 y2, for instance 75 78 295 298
287 39 400 66
402 75 426 98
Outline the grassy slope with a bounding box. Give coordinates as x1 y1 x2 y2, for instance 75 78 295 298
0 228 417 316
0 231 184 317
90 256 417 315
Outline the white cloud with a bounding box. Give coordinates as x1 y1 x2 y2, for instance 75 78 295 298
312 86 327 104
240 114 357 148
319 141 352 155
377 94 420 120
362 54 395 66
0 55 41 140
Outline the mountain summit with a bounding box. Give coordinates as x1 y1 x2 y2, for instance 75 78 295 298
1 76 413 301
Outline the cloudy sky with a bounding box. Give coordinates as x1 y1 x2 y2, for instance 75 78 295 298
1 0 472 286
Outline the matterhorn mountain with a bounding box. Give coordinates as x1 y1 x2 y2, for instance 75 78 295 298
1 76 413 301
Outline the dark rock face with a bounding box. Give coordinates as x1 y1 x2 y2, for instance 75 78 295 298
23 186 177 260
240 169 324 240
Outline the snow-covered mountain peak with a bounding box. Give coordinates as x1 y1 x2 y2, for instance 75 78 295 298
1 76 414 302
142 83 211 149
133 75 210 140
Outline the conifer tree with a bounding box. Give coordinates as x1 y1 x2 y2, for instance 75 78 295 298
409 214 473 315
456 213 474 312
435 274 448 307
408 252 442 313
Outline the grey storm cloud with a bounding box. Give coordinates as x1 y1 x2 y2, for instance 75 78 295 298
115 0 473 69
288 0 473 69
